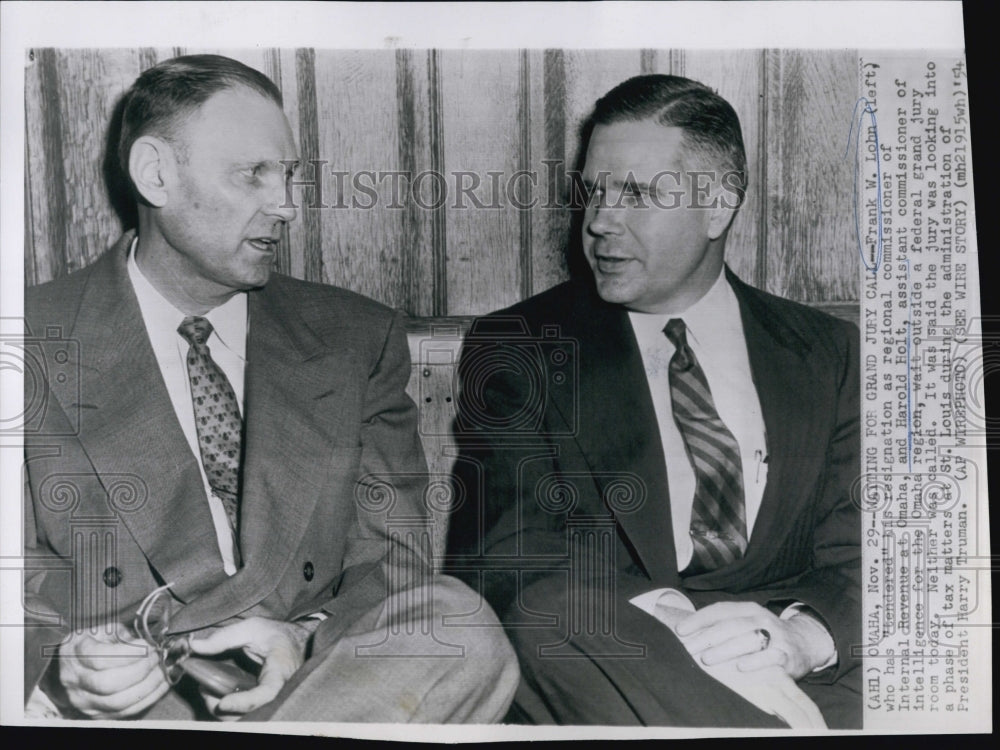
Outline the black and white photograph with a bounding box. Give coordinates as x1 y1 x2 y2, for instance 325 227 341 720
0 1 990 739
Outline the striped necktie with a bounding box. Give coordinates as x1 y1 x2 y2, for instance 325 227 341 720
664 318 747 574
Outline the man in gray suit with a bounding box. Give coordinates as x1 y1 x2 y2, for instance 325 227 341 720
24 54 517 721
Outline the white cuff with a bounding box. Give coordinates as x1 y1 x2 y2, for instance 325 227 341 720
297 611 329 622
629 588 695 619
780 602 838 671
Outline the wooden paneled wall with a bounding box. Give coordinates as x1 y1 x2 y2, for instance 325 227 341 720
25 48 860 315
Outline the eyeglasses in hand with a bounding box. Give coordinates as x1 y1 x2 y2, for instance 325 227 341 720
133 584 258 697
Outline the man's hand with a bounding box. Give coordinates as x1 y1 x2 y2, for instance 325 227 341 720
189 616 318 716
58 623 170 718
675 601 835 680
649 601 826 729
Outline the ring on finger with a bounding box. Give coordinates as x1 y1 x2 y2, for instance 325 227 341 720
754 628 771 652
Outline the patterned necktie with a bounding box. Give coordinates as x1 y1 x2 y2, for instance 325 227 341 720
664 318 748 574
177 316 243 547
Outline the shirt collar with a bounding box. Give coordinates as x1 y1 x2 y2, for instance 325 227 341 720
126 236 248 359
670 268 739 349
627 268 740 349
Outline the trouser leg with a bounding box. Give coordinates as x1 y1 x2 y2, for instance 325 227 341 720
244 574 519 723
506 575 787 727
800 671 862 729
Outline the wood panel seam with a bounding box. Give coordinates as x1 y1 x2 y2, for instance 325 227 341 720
518 50 533 300
294 49 324 284
428 50 447 316
640 49 657 75
38 49 68 278
395 49 419 314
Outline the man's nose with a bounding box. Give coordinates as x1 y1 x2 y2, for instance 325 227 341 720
586 202 624 236
263 178 298 223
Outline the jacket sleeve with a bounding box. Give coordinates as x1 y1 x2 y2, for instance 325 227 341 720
446 326 547 614
23 465 70 699
767 320 862 685
445 324 631 619
21 371 75 702
312 311 434 643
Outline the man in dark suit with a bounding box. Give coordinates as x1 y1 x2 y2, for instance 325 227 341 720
23 54 518 721
446 75 860 728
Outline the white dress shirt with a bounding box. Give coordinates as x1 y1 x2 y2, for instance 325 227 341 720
127 238 247 576
627 270 768 570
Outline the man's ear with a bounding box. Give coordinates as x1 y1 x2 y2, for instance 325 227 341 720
128 135 175 208
706 181 740 241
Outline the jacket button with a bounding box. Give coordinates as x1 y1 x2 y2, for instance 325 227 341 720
303 561 314 581
102 567 122 588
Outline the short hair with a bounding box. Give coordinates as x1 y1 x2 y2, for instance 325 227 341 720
590 74 747 206
117 54 283 180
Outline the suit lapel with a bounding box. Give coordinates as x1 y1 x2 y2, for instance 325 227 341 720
551 272 825 590
170 276 356 631
49 238 368 630
63 234 228 601
547 283 678 584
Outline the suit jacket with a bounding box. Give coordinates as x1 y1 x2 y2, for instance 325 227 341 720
446 268 861 688
23 232 431 698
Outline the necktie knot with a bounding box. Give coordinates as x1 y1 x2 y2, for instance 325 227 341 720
663 318 693 371
178 316 214 348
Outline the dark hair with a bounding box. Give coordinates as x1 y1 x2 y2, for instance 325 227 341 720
117 54 283 180
591 74 747 206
